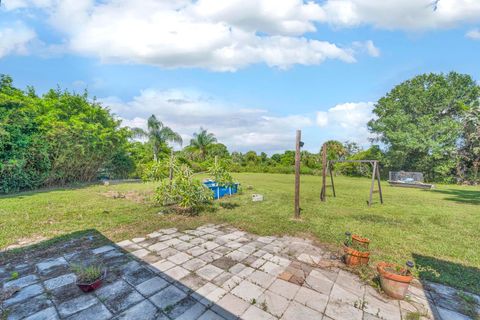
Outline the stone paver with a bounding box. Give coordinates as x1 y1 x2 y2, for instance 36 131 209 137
44 273 76 290
231 280 264 302
1 224 472 320
96 280 144 313
57 294 98 318
150 285 187 309
135 276 169 296
196 264 224 281
115 300 159 320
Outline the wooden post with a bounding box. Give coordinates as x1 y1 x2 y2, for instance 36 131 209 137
376 161 384 204
329 162 336 197
368 161 377 206
294 130 301 218
320 143 327 201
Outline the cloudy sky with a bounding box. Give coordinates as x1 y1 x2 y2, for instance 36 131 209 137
1 0 480 153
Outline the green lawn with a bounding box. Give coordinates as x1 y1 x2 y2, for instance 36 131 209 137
1 173 479 294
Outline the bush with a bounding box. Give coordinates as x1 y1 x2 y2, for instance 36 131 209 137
154 165 213 214
208 161 234 186
140 161 169 182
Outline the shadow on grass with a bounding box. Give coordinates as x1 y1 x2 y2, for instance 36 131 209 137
0 179 143 200
428 188 480 205
1 229 237 319
0 183 97 200
412 253 480 296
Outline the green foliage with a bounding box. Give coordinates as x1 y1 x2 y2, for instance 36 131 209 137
336 146 384 177
208 161 234 186
9 271 19 280
368 72 480 183
324 140 347 161
154 165 213 213
0 75 133 193
71 264 104 283
132 114 182 162
189 127 217 160
140 161 169 182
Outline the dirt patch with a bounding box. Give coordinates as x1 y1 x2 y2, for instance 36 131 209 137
100 191 152 203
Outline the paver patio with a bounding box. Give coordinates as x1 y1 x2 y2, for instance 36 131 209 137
1 224 478 319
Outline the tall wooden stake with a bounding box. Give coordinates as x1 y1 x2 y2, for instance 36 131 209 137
294 130 301 218
368 161 377 207
376 161 384 204
320 143 327 201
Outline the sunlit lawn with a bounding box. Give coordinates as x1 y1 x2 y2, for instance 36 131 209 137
1 173 479 294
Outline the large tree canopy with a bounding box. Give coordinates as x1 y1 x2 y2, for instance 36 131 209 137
368 72 480 182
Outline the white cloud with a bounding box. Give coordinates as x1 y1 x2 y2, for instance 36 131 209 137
103 89 313 152
466 28 480 40
317 0 480 30
352 40 380 57
0 23 36 58
5 0 376 71
316 102 374 144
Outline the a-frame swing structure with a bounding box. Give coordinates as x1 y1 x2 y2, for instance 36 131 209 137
319 143 383 207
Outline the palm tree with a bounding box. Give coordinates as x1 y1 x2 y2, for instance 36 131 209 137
133 115 182 161
189 128 217 160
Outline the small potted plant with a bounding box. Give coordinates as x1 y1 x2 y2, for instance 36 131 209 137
377 261 414 299
71 264 107 292
343 232 370 266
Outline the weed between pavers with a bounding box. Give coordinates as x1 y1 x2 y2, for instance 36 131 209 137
163 304 174 313
353 298 368 310
260 301 268 312
404 311 428 320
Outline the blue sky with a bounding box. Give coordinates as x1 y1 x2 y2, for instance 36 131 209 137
1 0 480 153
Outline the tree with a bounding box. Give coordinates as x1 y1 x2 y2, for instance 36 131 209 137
323 140 347 161
368 72 480 182
344 141 362 157
207 143 230 159
134 115 182 162
0 75 135 192
189 128 217 160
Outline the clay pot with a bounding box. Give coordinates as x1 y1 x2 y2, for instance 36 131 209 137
377 262 413 299
76 270 106 293
343 244 370 266
352 234 370 249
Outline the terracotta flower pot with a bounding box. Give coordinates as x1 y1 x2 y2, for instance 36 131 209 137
377 262 413 299
352 234 370 249
343 244 370 266
76 270 107 293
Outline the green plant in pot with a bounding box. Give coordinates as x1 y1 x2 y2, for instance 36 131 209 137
343 231 370 266
377 261 414 299
71 264 106 293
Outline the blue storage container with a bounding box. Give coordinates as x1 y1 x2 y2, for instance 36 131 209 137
203 180 239 199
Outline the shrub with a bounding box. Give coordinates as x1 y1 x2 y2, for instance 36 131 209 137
154 165 213 214
140 161 169 182
208 161 234 186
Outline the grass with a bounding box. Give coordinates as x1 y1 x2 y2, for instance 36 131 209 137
1 173 479 294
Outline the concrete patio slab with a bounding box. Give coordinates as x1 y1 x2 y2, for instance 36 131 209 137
1 224 477 320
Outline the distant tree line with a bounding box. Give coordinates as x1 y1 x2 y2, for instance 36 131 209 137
1 71 479 193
